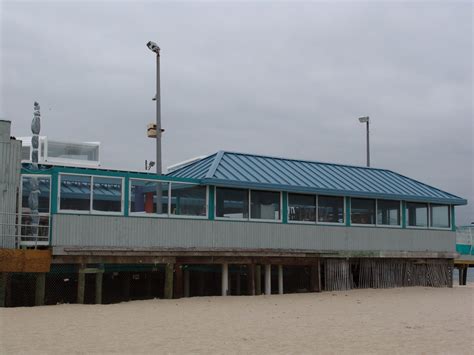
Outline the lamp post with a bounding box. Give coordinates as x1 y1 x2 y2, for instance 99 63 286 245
146 41 162 175
358 116 370 167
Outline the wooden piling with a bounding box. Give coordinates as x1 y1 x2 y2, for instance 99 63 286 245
164 263 174 299
77 269 85 304
35 273 46 306
95 271 103 304
248 264 255 296
461 265 468 286
310 261 321 292
255 265 261 295
0 272 8 307
122 271 130 301
236 266 241 295
174 264 183 299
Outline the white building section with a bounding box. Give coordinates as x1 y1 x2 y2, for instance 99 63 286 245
18 136 100 167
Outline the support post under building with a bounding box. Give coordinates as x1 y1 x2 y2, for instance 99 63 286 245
278 265 283 295
222 263 229 296
164 263 174 299
35 273 46 306
265 264 271 295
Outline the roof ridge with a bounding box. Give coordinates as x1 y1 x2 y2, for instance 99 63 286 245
205 150 225 178
218 150 392 172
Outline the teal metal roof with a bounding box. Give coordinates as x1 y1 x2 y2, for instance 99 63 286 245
167 151 467 205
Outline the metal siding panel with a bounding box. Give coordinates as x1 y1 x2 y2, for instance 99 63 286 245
52 215 455 253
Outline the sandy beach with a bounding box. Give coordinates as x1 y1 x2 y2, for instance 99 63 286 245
1 285 473 354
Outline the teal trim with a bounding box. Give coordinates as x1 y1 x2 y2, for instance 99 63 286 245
208 186 215 221
124 177 130 217
451 205 456 231
345 197 351 226
282 192 288 224
402 201 407 228
50 170 59 214
456 244 472 255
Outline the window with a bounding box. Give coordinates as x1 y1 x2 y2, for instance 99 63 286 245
407 202 428 227
318 196 344 223
351 198 376 224
288 193 316 222
250 190 280 220
377 200 400 226
216 187 249 219
21 176 51 214
130 179 169 215
59 174 91 211
430 204 450 228
92 177 123 213
170 183 206 217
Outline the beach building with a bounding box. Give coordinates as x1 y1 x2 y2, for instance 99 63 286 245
0 120 469 306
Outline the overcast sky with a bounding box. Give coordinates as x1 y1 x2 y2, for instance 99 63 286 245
1 1 472 224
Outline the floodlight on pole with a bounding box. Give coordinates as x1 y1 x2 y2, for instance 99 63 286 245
358 116 370 167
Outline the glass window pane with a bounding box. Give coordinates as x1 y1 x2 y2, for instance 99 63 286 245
430 204 450 228
250 190 280 220
377 200 400 226
318 196 344 223
171 184 206 216
289 193 316 222
92 177 122 213
60 174 91 211
21 176 51 214
407 202 428 227
130 179 169 214
216 187 248 219
351 198 376 224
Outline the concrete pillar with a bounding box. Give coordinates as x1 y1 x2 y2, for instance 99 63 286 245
278 265 283 295
35 273 46 306
184 269 190 297
0 273 8 307
95 271 103 304
265 264 271 295
247 264 256 296
255 265 262 295
164 263 174 299
77 270 85 304
222 263 229 296
310 261 321 292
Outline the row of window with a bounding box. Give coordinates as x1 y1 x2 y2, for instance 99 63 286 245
21 174 452 229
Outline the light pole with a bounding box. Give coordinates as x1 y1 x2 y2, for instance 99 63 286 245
358 116 370 167
146 41 162 175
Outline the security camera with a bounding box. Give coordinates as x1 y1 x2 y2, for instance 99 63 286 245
147 41 160 54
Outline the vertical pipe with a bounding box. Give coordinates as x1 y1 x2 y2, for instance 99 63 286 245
222 263 229 296
366 120 370 167
278 265 283 295
184 269 190 297
155 52 162 175
265 264 271 295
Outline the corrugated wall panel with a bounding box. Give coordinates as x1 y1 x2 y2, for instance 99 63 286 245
0 140 21 248
52 215 455 253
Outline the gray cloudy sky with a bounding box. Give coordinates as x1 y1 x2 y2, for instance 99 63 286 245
1 1 473 224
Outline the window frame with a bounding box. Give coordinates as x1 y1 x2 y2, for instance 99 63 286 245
287 192 317 224
375 199 402 228
428 203 451 230
249 189 282 223
405 201 429 229
57 173 124 216
129 178 171 217
316 195 346 226
214 186 250 221
350 197 377 227
169 182 208 219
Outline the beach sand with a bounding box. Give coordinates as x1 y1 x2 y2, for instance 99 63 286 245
1 285 473 354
